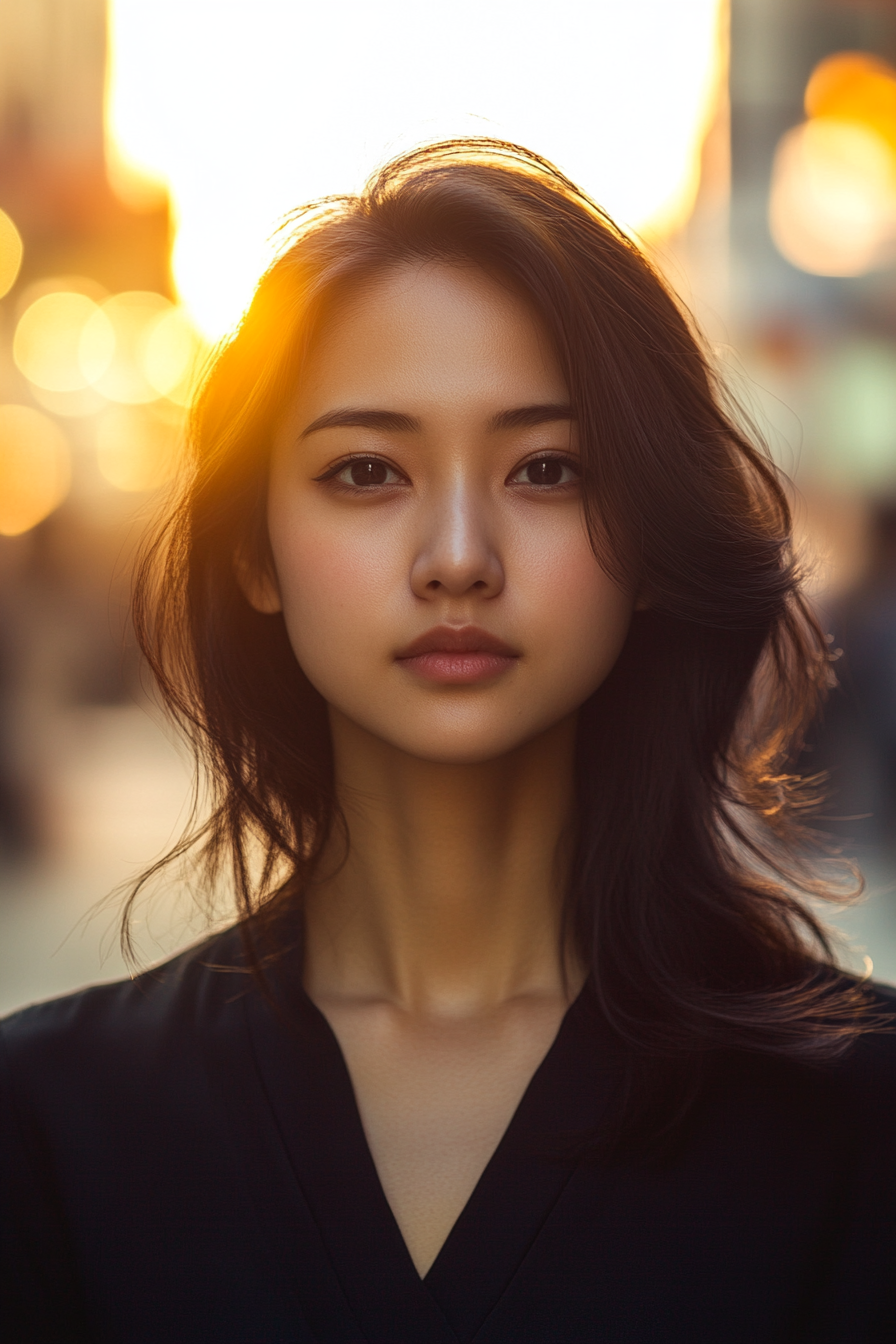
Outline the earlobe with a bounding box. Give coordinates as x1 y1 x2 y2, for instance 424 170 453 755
234 550 283 614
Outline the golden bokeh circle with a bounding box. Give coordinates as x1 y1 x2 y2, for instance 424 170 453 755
0 404 71 536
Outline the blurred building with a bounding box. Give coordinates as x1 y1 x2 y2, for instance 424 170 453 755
0 0 170 292
0 0 179 858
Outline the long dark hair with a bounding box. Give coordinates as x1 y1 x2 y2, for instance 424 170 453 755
132 139 877 1150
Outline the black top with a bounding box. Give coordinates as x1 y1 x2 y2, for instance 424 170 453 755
2 925 896 1343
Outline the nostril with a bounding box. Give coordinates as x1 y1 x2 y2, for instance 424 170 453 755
472 580 488 589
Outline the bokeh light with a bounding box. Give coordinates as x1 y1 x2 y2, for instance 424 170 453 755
95 403 185 492
88 291 173 404
14 292 114 392
11 279 208 419
805 52 896 154
28 385 110 420
0 209 23 299
769 51 896 276
770 118 896 275
143 307 210 406
0 405 71 536
107 0 726 339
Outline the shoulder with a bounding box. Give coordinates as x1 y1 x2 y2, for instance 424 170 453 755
709 979 896 1143
0 925 250 1106
834 979 896 1109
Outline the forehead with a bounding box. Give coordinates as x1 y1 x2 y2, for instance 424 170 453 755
294 262 567 413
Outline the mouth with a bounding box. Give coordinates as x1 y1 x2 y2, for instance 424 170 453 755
395 625 521 685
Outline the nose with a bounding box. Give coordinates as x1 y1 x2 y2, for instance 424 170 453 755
409 479 505 600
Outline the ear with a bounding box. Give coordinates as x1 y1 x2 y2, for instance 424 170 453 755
634 593 651 612
234 549 282 614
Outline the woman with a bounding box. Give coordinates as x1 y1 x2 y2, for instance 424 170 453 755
2 140 894 1343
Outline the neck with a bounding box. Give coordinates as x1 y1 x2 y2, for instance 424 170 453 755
303 710 581 1017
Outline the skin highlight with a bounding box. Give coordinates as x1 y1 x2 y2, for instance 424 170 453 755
245 262 636 1275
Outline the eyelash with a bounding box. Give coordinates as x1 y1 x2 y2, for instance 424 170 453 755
315 453 581 491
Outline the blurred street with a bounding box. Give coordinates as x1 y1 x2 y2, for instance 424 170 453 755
0 703 196 1015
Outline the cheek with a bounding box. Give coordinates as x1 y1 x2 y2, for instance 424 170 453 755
270 510 403 654
519 528 633 683
521 559 634 725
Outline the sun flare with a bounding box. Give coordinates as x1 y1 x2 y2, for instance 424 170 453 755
106 0 726 341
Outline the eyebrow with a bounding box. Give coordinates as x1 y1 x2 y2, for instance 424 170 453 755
489 403 574 431
299 403 574 439
300 408 417 438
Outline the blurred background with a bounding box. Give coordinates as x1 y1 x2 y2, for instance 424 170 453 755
1 0 895 1013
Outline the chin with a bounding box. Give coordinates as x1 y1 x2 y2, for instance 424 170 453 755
364 710 570 767
404 740 526 767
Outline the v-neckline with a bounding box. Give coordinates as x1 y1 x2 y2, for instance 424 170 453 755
243 947 615 1343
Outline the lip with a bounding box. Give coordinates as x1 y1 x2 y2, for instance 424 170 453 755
395 625 520 684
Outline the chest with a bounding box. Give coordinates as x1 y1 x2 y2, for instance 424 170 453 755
22 989 865 1343
49 1070 848 1344
318 999 568 1275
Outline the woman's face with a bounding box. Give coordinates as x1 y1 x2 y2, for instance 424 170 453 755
258 262 634 765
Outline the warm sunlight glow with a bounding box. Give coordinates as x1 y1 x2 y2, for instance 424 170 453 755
0 209 23 298
143 307 210 406
770 51 896 276
95 403 185 492
14 292 114 393
28 385 108 420
806 52 896 154
106 0 726 339
88 291 172 404
14 278 209 435
770 119 896 275
0 405 71 536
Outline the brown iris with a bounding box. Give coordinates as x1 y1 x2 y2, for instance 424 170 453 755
525 458 563 485
350 459 389 485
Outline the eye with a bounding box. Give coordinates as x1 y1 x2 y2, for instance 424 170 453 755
509 456 579 487
322 456 405 488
